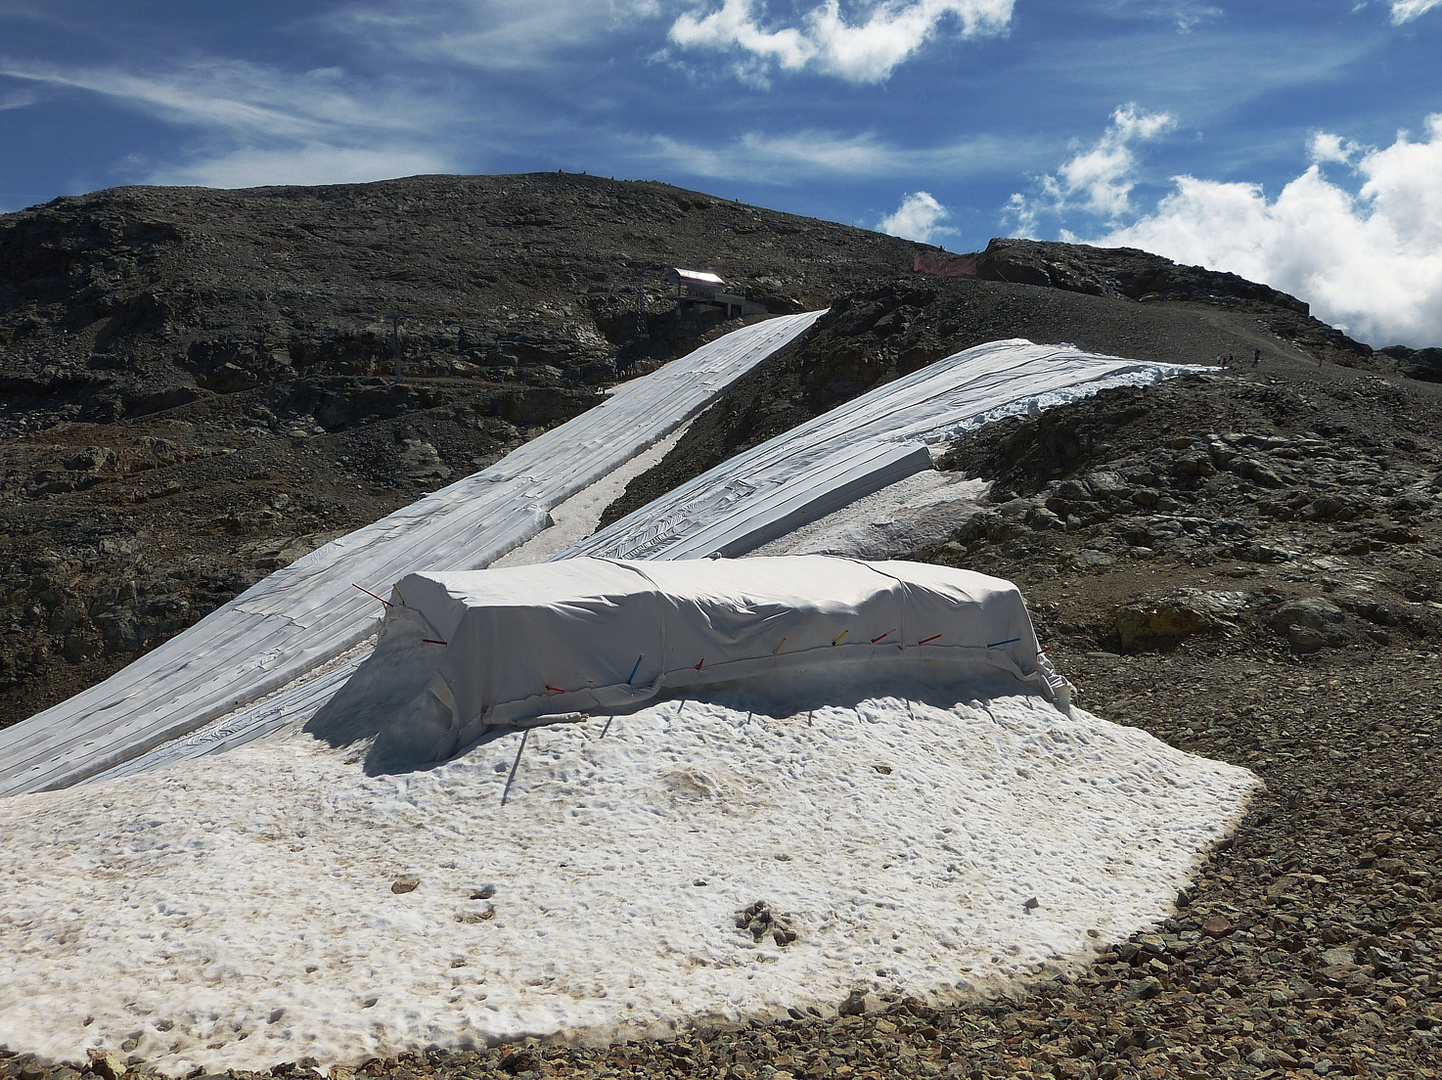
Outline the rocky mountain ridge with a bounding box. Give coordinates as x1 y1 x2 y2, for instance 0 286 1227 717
0 174 1421 726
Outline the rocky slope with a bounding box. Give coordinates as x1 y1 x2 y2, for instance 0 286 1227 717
0 173 918 724
0 172 920 426
7 172 1392 729
2 176 1440 1080
598 265 1387 529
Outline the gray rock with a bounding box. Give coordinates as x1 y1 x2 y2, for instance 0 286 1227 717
1288 625 1329 652
1085 470 1131 497
87 1052 126 1080
1321 946 1356 967
1239 542 1293 563
1124 977 1162 1000
1230 457 1288 487
397 439 453 481
1170 449 1216 478
1114 590 1250 650
1024 505 1063 530
1268 597 1345 633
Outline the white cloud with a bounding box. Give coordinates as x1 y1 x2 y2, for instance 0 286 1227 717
150 145 453 189
0 58 443 140
0 57 461 188
877 190 951 242
1097 1 1222 34
1005 103 1175 232
328 0 664 71
1390 0 1442 23
668 0 1014 83
1166 1 1222 33
647 127 1042 182
0 86 40 109
652 129 898 178
1098 114 1442 347
1308 130 1364 165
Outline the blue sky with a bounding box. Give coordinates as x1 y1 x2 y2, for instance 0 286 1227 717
2 1 1441 345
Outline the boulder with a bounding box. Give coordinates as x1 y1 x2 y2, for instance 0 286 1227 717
1115 590 1251 651
397 439 453 482
1267 597 1345 634
1268 597 1348 652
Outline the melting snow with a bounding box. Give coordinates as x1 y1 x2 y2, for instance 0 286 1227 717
0 661 1256 1073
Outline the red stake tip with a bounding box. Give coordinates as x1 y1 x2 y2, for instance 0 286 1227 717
546 685 565 693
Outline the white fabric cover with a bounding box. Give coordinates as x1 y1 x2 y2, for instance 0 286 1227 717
0 311 823 797
378 556 1071 764
567 339 1199 562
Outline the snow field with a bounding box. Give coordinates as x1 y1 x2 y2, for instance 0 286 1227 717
0 664 1258 1075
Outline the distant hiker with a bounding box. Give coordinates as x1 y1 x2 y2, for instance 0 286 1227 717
616 354 639 378
1253 348 1260 367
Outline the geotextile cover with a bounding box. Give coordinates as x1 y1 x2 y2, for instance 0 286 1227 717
381 555 1072 763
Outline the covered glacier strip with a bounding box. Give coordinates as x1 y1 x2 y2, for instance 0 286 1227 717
565 339 1198 562
0 311 825 797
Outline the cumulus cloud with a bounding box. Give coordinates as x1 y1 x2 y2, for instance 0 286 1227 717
667 0 1014 83
1005 103 1175 233
1098 114 1442 347
1390 0 1442 23
1307 130 1365 165
877 191 951 242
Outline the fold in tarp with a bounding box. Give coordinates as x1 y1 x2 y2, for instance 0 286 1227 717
374 556 1072 765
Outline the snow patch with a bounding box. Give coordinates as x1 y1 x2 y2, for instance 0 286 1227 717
0 663 1256 1074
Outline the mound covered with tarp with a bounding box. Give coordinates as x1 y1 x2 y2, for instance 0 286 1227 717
371 555 1073 767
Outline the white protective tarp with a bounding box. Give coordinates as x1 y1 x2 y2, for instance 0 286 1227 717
26 334 1200 793
0 311 824 798
566 339 1200 562
371 555 1071 766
